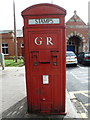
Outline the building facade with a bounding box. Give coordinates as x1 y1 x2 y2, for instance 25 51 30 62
0 11 89 58
0 30 23 58
0 30 15 58
66 11 89 54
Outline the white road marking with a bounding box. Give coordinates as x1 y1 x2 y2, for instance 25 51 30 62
78 65 89 70
81 92 90 98
19 105 23 110
17 111 20 115
7 112 12 116
70 72 79 79
12 111 17 115
69 90 90 99
70 68 88 81
84 103 90 106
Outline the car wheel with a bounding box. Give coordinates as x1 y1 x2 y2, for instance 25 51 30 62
82 61 85 65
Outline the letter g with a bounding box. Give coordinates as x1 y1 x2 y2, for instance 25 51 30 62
34 37 43 45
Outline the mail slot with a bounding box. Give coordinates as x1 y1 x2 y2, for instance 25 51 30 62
22 3 66 114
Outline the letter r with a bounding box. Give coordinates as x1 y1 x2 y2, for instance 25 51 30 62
46 37 53 45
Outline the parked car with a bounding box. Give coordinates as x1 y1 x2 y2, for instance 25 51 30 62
77 52 90 65
66 51 78 66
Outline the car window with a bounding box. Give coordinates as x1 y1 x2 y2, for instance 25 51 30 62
85 53 90 57
66 52 75 57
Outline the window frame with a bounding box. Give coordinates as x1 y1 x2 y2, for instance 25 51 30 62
2 43 8 55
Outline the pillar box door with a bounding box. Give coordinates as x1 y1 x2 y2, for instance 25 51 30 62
22 3 66 114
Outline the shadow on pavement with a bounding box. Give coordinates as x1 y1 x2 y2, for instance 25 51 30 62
2 97 67 120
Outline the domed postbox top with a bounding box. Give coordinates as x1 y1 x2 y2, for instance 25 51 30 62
22 3 66 16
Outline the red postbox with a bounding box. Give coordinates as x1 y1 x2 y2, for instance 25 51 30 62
22 3 66 114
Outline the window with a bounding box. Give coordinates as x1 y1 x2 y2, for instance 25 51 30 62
67 40 75 45
85 52 90 57
2 43 8 55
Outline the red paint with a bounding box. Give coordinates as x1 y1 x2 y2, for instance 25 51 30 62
22 3 66 114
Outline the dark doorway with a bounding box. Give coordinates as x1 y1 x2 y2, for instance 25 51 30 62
67 45 75 52
67 35 82 54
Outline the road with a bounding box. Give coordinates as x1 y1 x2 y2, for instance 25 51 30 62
66 64 90 118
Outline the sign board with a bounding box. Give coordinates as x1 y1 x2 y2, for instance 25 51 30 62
28 18 60 25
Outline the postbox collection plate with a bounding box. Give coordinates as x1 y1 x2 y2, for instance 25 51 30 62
43 75 49 84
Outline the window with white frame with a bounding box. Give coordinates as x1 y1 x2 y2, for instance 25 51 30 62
2 43 8 55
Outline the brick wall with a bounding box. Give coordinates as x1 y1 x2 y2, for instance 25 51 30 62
0 31 24 58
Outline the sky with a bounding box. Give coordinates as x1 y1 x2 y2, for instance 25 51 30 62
0 0 89 30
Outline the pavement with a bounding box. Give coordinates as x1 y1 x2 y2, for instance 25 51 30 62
0 66 86 119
